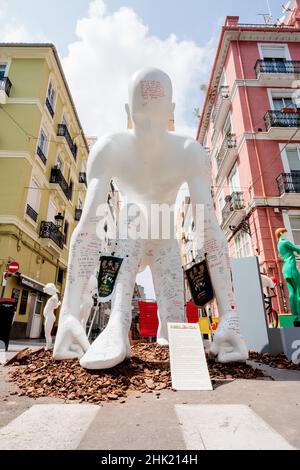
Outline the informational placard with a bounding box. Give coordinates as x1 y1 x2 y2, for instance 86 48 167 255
168 323 213 391
98 255 123 303
185 260 214 307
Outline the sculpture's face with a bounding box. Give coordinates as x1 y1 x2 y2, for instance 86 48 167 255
128 68 174 132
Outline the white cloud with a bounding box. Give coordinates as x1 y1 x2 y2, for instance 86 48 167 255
63 0 215 138
0 0 46 42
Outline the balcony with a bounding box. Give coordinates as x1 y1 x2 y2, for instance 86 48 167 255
221 192 246 229
79 172 87 186
276 172 300 205
26 204 38 223
45 97 54 118
50 167 71 200
0 77 12 104
75 208 82 222
255 60 300 87
264 110 300 139
37 146 47 165
215 134 238 185
57 124 78 161
39 221 64 250
211 86 231 135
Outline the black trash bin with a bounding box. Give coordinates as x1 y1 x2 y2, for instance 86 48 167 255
0 298 16 351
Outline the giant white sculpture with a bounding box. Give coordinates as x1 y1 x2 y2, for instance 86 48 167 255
53 67 248 369
43 283 61 351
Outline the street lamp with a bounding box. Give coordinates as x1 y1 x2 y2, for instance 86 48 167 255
54 213 64 230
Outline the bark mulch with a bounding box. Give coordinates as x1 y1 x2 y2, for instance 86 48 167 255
249 351 300 371
6 344 267 404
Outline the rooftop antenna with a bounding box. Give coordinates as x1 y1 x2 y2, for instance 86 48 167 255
258 1 274 24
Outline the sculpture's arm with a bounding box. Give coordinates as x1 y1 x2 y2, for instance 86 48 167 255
53 139 112 359
186 141 248 363
285 240 300 255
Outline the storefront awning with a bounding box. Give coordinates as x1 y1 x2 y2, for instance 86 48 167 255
19 275 46 293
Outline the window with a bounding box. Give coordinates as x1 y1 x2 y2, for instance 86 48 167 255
286 147 300 172
26 179 41 219
19 290 29 316
228 164 240 192
38 128 48 154
69 179 74 202
56 154 64 173
273 96 298 111
0 63 7 80
234 231 252 258
57 269 64 285
78 197 83 210
289 216 300 246
223 115 232 138
47 81 56 108
47 201 58 224
260 44 289 60
63 220 69 245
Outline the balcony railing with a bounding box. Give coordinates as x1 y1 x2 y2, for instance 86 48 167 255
255 59 300 76
277 172 300 195
40 221 64 249
50 167 71 200
37 146 47 165
26 204 38 222
57 124 78 160
45 97 54 118
75 208 83 221
216 133 237 170
0 77 12 97
265 110 300 131
79 172 87 185
222 192 245 224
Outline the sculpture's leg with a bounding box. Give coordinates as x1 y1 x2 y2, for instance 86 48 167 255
150 240 185 346
204 233 249 362
53 178 109 360
286 278 299 322
80 239 143 370
44 317 54 350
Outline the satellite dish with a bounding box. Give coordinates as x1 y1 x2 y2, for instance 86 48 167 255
282 1 292 12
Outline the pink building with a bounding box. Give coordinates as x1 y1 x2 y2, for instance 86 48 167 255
197 1 300 312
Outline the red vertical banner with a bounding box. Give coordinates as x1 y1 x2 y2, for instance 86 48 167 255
138 301 159 337
186 301 199 323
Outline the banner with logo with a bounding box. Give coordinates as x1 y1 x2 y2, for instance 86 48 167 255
98 255 124 303
185 259 214 307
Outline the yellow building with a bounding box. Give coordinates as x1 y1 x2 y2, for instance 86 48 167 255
0 43 89 339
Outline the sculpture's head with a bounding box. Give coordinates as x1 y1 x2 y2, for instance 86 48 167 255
43 283 59 296
275 227 287 241
126 67 175 133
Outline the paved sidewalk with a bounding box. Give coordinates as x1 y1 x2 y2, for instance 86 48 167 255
0 362 299 450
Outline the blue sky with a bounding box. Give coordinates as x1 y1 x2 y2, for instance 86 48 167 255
1 1 285 56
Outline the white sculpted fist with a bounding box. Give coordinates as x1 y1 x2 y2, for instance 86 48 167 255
53 314 90 360
209 313 248 363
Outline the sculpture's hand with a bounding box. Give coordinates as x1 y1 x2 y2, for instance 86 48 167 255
53 314 90 360
209 314 249 363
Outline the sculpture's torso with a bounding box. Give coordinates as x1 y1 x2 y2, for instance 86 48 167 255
278 237 300 281
97 130 197 206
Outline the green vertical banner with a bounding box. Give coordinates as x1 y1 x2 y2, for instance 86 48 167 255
98 255 124 303
185 259 214 307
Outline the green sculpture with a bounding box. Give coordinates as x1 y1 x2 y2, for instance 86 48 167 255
276 228 300 327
